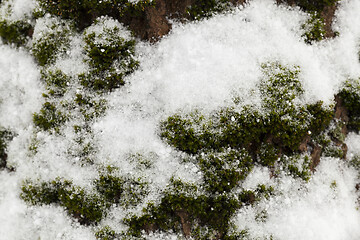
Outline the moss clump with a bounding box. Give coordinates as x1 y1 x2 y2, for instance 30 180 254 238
95 174 125 204
81 21 138 92
0 19 32 46
33 102 68 133
31 18 73 66
160 113 216 155
301 13 326 44
21 173 149 227
74 94 107 121
338 79 360 132
36 0 153 30
21 178 107 225
295 0 339 12
0 128 13 169
198 149 253 193
152 62 335 237
95 226 118 240
280 154 311 181
161 62 333 157
126 178 242 239
41 69 71 97
187 0 234 20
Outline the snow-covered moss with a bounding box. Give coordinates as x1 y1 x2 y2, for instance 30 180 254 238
0 127 13 169
35 0 154 29
0 19 31 46
301 13 326 44
187 0 234 20
31 16 74 66
81 18 138 92
338 79 360 132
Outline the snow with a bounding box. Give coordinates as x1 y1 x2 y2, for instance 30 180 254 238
0 0 360 239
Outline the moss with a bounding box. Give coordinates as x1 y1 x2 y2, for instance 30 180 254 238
33 102 68 133
36 0 153 30
0 19 32 46
349 155 360 177
95 173 148 207
257 143 280 167
301 13 326 44
126 192 241 238
338 79 360 132
95 226 118 240
41 69 71 97
125 177 265 238
31 19 73 66
281 154 311 181
75 95 107 121
295 0 339 12
186 0 233 20
161 62 333 156
306 101 334 135
0 128 13 169
21 178 108 225
160 113 215 155
323 144 344 158
81 24 138 92
95 174 125 204
198 149 253 194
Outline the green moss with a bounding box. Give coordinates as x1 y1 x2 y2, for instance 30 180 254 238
95 173 148 207
75 95 107 121
338 79 360 132
301 13 326 44
323 144 344 158
124 178 273 239
95 226 118 240
187 0 233 20
41 69 71 97
36 0 153 29
281 154 311 181
198 149 253 193
33 102 68 133
0 19 32 46
81 24 138 92
31 19 73 66
126 191 241 238
160 113 215 155
0 128 13 169
306 101 334 135
349 155 360 177
21 178 107 225
161 62 333 156
295 0 339 12
257 143 280 167
95 174 125 204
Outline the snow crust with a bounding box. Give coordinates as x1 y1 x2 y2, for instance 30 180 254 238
0 0 360 239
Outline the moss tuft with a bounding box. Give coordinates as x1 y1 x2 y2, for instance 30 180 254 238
31 18 73 66
33 102 67 133
0 19 32 46
0 128 13 169
338 79 360 132
186 0 234 20
295 0 339 13
95 226 118 240
36 0 153 30
81 22 138 92
301 13 326 44
21 178 107 225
